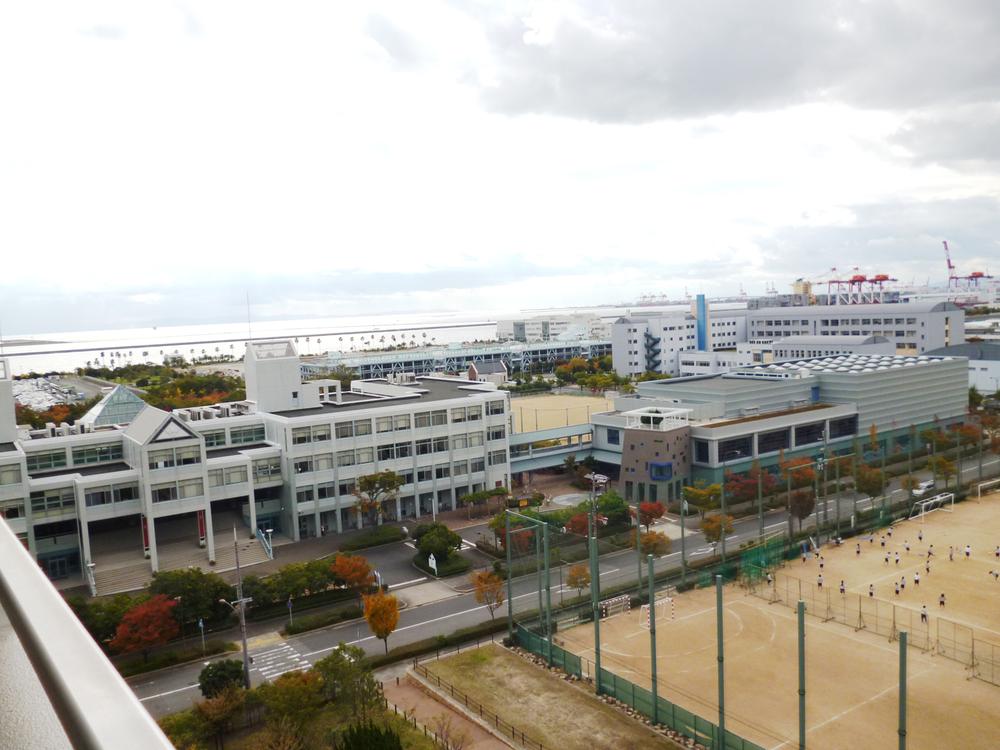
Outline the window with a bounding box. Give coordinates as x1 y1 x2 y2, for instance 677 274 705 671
471 458 485 473
254 459 281 482
378 444 394 461
431 410 447 426
414 412 431 428
1 498 25 519
25 450 67 472
317 482 335 500
225 467 248 484
337 450 356 467
30 487 77 514
828 415 857 440
417 467 433 482
394 415 411 431
488 449 507 466
148 449 175 469
452 435 468 450
312 424 331 442
338 480 356 496
488 426 506 441
203 430 226 448
399 470 414 484
416 439 433 455
376 417 394 433
433 437 449 453
292 427 312 445
85 487 113 506
335 422 354 439
315 453 334 471
719 436 752 463
296 488 314 504
487 400 505 416
356 447 373 464
467 406 482 421
114 484 138 502
178 478 203 499
152 483 178 503
606 428 621 446
468 433 484 447
453 461 468 476
208 469 224 487
435 464 450 479
231 425 265 444
176 446 201 465
0 464 21 486
757 428 790 454
649 462 673 481
354 420 372 436
72 443 123 465
451 407 467 423
794 422 825 446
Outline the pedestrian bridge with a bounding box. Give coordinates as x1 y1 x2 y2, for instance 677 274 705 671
509 424 621 473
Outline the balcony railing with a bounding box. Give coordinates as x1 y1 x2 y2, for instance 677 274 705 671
0 518 173 750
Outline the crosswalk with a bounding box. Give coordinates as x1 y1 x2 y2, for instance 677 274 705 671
250 643 311 682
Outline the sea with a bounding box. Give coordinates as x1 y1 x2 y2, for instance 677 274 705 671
0 301 746 377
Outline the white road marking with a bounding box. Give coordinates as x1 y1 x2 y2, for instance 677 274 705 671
388 576 428 589
139 683 199 702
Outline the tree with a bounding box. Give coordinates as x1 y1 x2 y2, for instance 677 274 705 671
789 489 816 532
900 474 921 497
357 470 404 526
868 423 880 454
564 512 589 536
330 554 375 607
340 722 404 750
636 501 666 531
433 713 470 750
779 455 816 489
969 386 983 411
257 670 325 730
66 592 140 648
566 563 591 597
634 531 672 556
194 685 244 749
363 591 400 653
701 514 734 545
928 455 957 488
724 463 778 503
149 568 235 629
682 481 722 518
109 594 179 662
470 571 505 621
415 523 462 562
854 464 886 498
313 643 367 705
240 574 276 609
159 709 210 750
199 659 246 698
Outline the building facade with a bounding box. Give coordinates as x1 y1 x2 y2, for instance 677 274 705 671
0 342 511 591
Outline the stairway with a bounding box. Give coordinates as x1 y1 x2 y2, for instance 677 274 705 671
212 532 270 573
94 561 153 596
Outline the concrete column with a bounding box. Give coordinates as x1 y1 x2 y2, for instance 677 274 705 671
395 496 402 520
78 507 92 566
247 487 259 537
313 483 321 538
334 494 343 533
204 503 216 563
147 514 159 572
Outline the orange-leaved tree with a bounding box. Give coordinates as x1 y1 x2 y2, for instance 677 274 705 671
634 531 672 556
566 563 591 597
330 553 375 607
470 570 505 622
109 594 179 662
363 591 400 653
701 514 734 545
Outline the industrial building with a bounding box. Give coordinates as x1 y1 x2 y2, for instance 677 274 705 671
589 352 968 500
496 314 612 343
0 342 511 594
924 342 1000 394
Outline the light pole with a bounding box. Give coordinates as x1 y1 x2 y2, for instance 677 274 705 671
220 527 253 689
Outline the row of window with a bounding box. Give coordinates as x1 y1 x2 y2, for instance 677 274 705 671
151 478 204 503
72 443 124 465
208 467 249 487
1 498 24 519
205 425 267 446
148 445 202 469
85 483 140 507
296 457 494 503
30 487 75 517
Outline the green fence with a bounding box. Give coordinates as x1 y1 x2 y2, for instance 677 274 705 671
515 626 764 750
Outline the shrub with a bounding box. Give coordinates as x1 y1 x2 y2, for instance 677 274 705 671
339 525 406 551
283 605 363 636
413 552 470 578
198 659 245 697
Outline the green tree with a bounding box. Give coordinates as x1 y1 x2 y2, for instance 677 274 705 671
357 470 404 526
240 575 276 609
970 386 983 410
313 643 367 705
414 523 462 561
340 722 403 750
149 568 235 629
257 670 325 731
198 659 246 698
854 464 886 498
159 709 210 750
194 685 244 749
66 592 140 647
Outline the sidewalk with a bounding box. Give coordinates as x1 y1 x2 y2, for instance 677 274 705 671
382 674 511 750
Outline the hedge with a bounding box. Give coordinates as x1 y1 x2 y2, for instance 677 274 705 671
282 605 363 636
117 640 238 677
364 618 507 670
245 586 357 622
338 525 406 552
413 552 471 578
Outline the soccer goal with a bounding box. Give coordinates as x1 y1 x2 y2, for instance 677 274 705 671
599 594 631 619
977 478 1000 501
640 595 675 629
909 492 954 521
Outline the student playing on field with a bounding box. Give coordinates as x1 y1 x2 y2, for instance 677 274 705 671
920 605 928 624
939 592 946 608
965 544 972 560
817 573 824 589
869 584 874 598
839 580 846 595
914 571 920 587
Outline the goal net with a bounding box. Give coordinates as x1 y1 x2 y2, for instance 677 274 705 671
909 492 954 521
599 594 631 619
977 478 1000 501
640 595 675 629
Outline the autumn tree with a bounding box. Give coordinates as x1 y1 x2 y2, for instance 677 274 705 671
564 512 589 536
724 463 777 503
853 464 886 498
363 591 400 653
779 454 816 489
470 571 505 622
868 423 880 454
701 514 734 545
682 481 722 518
566 563 591 597
330 553 375 607
900 474 921 497
357 470 404 526
636 501 666 531
194 685 244 749
257 670 325 730
789 489 816 532
109 594 179 662
928 455 957 488
634 531 672 556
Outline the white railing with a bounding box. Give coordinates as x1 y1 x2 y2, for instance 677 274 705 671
0 518 173 749
258 532 273 560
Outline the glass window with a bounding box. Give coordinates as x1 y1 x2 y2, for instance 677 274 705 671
435 464 450 479
488 426 505 441
376 417 394 433
378 445 394 461
452 435 468 450
225 467 248 484
294 458 313 474
356 447 374 464
148 449 175 469
114 484 138 502
467 406 482 421
488 449 507 466
453 461 468 476
178 478 203 499
317 482 335 500
176 446 201 465
394 415 411 431
292 427 312 445
794 422 825 446
606 428 620 446
208 469 224 487
757 428 790 454
433 437 449 453
451 407 467 423
231 425 265 444
203 430 226 447
85 488 112 506
417 467 433 482
338 480 356 496
337 450 355 467
315 453 334 471
431 410 447 426
335 422 354 439
72 443 123 465
718 436 752 462
25 450 67 472
353 420 372 436
296 487 314 503
416 439 433 455
414 412 431 428
468 433 484 447
312 424 331 442
487 400 505 416
828 415 857 440
152 483 178 503
0 463 22 486
471 458 485 473
1 498 25 518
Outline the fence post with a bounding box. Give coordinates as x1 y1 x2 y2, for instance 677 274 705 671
798 600 806 750
648 554 658 726
899 630 908 750
716 575 726 750
506 512 514 642
589 509 602 695
544 523 553 666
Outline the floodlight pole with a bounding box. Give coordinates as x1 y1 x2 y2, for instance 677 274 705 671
648 554 658 725
715 575 726 749
757 470 764 541
720 483 727 563
798 600 806 750
505 512 513 641
543 522 552 666
589 503 602 695
898 630 908 750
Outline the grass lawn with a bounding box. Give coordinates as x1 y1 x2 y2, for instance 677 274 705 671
424 644 680 750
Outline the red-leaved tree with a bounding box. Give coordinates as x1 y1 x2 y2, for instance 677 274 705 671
109 594 179 662
636 501 666 531
565 513 589 536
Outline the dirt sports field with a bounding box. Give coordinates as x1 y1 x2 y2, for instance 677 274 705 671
510 393 613 433
558 492 1000 750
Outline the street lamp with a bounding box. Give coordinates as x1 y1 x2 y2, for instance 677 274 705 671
220 527 253 689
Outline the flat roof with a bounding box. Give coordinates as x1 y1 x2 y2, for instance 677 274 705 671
924 343 1000 362
699 403 839 428
0 442 16 453
271 377 495 417
737 353 951 376
750 301 957 315
28 462 132 479
207 443 274 458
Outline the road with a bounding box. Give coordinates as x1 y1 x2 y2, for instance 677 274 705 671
133 456 1000 718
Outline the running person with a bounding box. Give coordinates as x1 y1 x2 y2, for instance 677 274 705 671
905 540 911 555
895 552 901 566
895 582 900 596
939 593 946 608
856 543 861 557
918 530 923 543
817 573 824 589
920 605 928 624
914 571 920 587
965 544 972 560
839 580 846 595
949 546 954 562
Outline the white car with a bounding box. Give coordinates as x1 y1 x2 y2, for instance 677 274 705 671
912 479 936 497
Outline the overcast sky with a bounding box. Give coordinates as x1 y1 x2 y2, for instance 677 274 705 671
2 1 999 334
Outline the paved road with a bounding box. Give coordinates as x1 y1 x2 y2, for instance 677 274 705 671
133 456 1000 718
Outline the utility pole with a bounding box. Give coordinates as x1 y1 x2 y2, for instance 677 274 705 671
220 527 253 690
716 575 726 748
798 600 806 750
648 555 658 725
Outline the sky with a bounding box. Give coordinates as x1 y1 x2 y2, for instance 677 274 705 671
2 1 999 334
